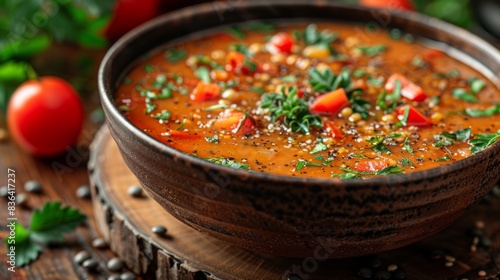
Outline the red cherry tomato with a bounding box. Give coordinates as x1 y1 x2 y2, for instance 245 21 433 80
269 32 294 54
105 0 160 40
359 0 415 11
7 77 84 157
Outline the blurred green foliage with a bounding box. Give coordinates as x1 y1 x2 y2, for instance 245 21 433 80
413 0 473 28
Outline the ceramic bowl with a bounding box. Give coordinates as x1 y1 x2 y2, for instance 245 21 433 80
98 0 500 257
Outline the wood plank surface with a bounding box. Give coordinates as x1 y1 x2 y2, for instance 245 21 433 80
88 125 500 280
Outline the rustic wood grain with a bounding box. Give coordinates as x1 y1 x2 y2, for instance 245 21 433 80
88 126 500 280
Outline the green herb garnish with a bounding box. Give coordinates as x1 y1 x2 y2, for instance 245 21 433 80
280 75 297 83
434 154 451 162
452 88 478 103
442 127 471 141
332 165 405 179
195 66 211 83
205 135 219 143
366 133 403 155
308 67 352 93
145 101 157 114
226 25 245 39
229 43 252 56
401 158 414 166
204 157 249 170
432 134 455 148
469 131 500 154
348 89 371 120
355 44 387 57
464 104 500 117
260 87 322 134
404 137 413 154
4 202 86 267
469 77 486 94
302 24 338 48
310 142 327 154
165 48 187 62
151 110 171 121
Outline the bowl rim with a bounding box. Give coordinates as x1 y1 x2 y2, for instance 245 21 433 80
98 0 500 186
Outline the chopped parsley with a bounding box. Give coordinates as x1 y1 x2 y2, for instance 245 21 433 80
145 101 157 114
332 165 404 179
226 25 246 39
404 137 413 154
301 23 338 49
260 86 322 134
165 48 187 63
280 75 297 83
204 157 249 170
205 135 219 143
442 127 471 141
310 142 327 154
452 88 478 103
366 133 403 154
432 134 455 148
464 104 500 117
151 110 171 121
469 131 500 154
295 155 333 170
229 43 252 56
355 44 387 57
401 158 414 166
348 89 371 120
434 154 451 162
308 67 352 93
195 66 211 83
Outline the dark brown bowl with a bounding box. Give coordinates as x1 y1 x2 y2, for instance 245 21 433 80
98 0 500 258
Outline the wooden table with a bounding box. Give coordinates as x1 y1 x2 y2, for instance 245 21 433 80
1 38 500 280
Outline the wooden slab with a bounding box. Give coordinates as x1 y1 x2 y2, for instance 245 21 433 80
89 126 500 280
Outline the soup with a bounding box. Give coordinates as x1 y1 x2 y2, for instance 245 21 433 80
115 22 500 179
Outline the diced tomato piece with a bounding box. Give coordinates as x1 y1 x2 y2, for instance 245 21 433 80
212 110 255 134
268 32 294 54
396 105 432 127
167 130 201 139
385 73 427 102
226 51 258 75
354 159 391 172
323 121 343 139
190 82 221 102
309 88 350 115
421 49 443 62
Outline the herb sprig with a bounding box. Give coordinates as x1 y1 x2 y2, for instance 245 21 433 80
366 133 403 154
4 202 86 267
469 131 500 154
332 165 404 179
260 87 322 134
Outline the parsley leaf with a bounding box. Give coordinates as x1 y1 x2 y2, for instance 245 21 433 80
464 104 500 117
366 133 402 154
302 24 338 48
348 89 371 120
4 202 86 266
165 48 187 62
432 134 455 148
355 44 387 57
204 157 249 170
332 165 405 179
308 67 352 93
442 127 471 141
195 66 211 83
401 158 414 166
151 110 171 121
452 88 478 103
260 87 322 134
434 154 451 162
469 131 500 154
469 77 486 94
310 142 327 154
205 135 219 143
226 25 246 39
404 137 413 154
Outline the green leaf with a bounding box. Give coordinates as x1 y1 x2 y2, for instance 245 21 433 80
4 222 41 267
432 134 455 148
165 48 187 63
29 202 87 243
205 135 219 143
355 44 387 57
0 35 51 62
469 78 486 94
229 43 252 56
442 127 471 141
469 131 500 154
401 158 413 167
226 25 245 39
434 154 451 162
195 66 211 83
452 88 478 103
280 75 297 83
310 142 327 154
308 67 352 93
335 165 405 177
260 86 322 134
404 137 413 154
151 110 171 121
464 104 500 117
204 157 249 170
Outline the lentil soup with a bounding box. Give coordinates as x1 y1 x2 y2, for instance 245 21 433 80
115 22 500 179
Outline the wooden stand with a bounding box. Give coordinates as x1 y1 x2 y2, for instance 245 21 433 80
89 126 500 280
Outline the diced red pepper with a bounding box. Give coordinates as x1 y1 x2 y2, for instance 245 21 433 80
421 49 443 62
226 51 259 75
190 82 221 102
309 88 350 115
354 159 392 172
323 121 343 139
268 32 294 54
212 110 255 134
359 0 414 11
167 130 201 139
385 73 427 102
396 105 432 127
